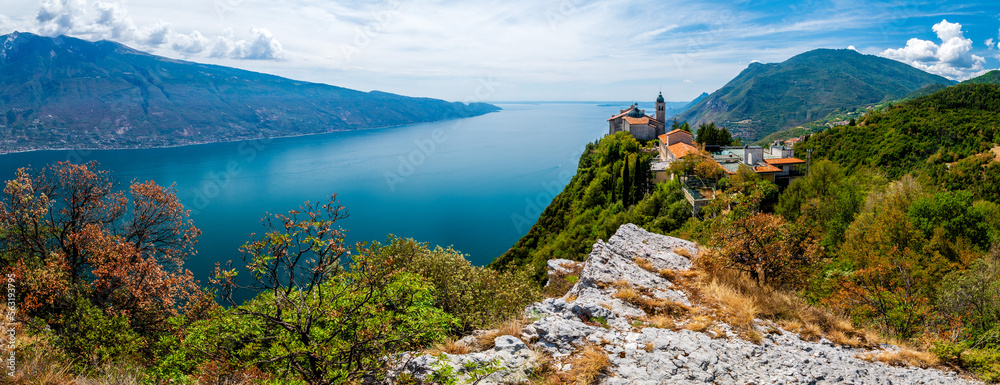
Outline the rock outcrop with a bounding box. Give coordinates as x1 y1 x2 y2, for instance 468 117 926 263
395 224 978 384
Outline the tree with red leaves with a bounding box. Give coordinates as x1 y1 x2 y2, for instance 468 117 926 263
0 161 206 364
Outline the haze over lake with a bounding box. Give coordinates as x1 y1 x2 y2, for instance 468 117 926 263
0 102 625 282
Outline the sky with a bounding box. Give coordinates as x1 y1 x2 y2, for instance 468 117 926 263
1 1 999 102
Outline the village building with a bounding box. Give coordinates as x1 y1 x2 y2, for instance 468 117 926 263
608 93 668 141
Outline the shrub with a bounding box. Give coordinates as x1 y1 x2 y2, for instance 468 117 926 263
209 196 457 384
364 236 540 332
704 213 818 288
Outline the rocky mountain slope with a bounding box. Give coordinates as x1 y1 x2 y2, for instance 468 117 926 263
673 49 953 141
0 32 499 153
397 224 979 384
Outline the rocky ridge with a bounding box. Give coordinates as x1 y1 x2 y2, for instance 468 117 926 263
395 224 978 384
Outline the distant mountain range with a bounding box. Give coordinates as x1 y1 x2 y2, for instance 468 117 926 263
672 49 954 141
0 32 499 153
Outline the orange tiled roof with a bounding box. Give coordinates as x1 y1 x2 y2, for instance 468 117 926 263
624 116 650 125
608 106 637 121
664 129 692 137
764 157 806 165
754 163 782 173
668 142 699 159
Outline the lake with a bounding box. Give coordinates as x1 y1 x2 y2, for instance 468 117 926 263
0 102 626 284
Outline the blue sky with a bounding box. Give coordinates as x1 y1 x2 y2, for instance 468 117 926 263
2 0 999 102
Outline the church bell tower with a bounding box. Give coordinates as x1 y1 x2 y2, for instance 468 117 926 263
655 92 665 123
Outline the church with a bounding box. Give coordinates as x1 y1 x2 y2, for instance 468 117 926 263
607 92 667 141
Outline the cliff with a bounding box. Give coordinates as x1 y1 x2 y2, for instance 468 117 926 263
394 224 978 384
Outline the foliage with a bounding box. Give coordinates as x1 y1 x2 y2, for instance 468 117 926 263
491 132 690 279
670 119 691 133
937 250 1000 342
0 161 204 367
668 149 726 181
210 196 456 384
694 122 734 146
776 161 885 250
704 213 818 288
961 70 1000 85
798 84 1000 181
363 236 539 332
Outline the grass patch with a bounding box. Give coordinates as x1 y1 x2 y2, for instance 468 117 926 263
861 349 940 369
471 317 529 351
566 345 610 385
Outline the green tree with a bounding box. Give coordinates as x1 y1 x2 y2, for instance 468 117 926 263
210 196 455 384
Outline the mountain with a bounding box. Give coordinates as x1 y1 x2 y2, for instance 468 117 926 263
0 32 500 153
961 70 1000 84
673 49 953 141
676 92 708 114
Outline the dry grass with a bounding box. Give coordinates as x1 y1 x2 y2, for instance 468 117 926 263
543 261 585 299
634 258 655 272
703 278 758 328
674 247 693 259
861 349 940 368
682 315 713 332
0 323 76 385
658 268 676 281
426 337 472 356
472 317 529 351
708 325 728 339
643 315 676 330
566 293 578 302
527 349 561 385
8 351 75 385
612 286 640 303
613 282 691 319
566 345 610 385
644 342 655 352
687 258 880 348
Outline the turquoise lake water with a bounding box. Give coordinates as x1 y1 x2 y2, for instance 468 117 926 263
0 103 628 283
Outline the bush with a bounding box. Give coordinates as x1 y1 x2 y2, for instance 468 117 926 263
365 236 540 332
937 249 1000 335
192 270 453 383
52 296 144 372
960 348 1000 382
704 213 818 288
208 197 457 384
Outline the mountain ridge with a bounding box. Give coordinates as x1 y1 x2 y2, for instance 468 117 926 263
673 49 954 141
0 32 500 154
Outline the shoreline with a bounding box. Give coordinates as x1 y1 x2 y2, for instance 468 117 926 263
0 111 501 157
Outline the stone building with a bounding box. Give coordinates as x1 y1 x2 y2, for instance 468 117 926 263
607 92 668 141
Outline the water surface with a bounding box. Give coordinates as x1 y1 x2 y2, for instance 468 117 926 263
0 103 622 283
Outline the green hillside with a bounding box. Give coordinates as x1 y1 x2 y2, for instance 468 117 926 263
0 32 499 153
674 49 953 141
490 132 691 277
795 83 1000 185
961 70 1000 84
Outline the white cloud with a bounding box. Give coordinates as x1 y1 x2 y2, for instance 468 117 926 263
848 45 857 51
171 30 209 54
21 0 282 60
880 19 985 80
